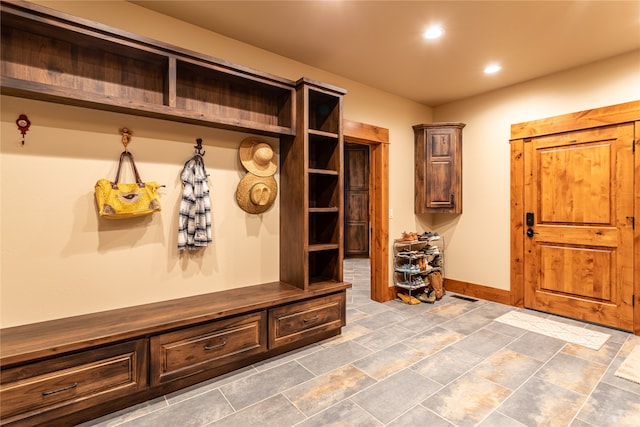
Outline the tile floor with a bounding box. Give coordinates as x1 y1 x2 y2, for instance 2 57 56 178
81 258 640 427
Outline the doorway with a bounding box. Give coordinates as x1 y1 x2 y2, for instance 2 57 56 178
343 119 393 302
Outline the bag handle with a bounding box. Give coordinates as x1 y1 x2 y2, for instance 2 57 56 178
112 151 145 189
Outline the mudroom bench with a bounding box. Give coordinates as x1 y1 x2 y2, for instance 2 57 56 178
0 281 350 426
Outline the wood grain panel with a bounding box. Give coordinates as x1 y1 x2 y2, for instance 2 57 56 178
540 244 612 300
510 139 525 307
1 340 147 424
511 100 640 139
150 312 266 385
445 278 511 305
268 293 345 348
538 142 611 224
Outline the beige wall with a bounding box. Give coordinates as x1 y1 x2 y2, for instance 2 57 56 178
0 1 431 327
2 2 638 327
431 49 640 291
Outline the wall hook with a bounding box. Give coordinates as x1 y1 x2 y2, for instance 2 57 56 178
120 127 132 151
16 114 31 145
194 138 205 156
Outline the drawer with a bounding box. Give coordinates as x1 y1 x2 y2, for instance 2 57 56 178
269 292 345 348
150 311 266 385
0 339 147 424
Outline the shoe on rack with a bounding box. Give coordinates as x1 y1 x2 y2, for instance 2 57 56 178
416 289 436 304
396 231 418 242
397 292 421 305
429 271 445 299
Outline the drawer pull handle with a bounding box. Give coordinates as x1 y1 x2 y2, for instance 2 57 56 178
42 382 77 396
303 316 319 323
204 341 226 351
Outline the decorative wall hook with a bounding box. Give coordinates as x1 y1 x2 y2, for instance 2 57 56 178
120 127 132 151
16 114 31 145
194 138 205 156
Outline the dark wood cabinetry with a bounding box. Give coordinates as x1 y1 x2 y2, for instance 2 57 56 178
0 2 351 426
150 312 267 386
414 122 465 214
0 283 348 426
268 292 345 348
0 0 295 137
0 340 148 425
281 78 346 288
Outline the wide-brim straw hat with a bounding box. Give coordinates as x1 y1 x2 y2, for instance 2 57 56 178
239 137 277 177
236 173 277 214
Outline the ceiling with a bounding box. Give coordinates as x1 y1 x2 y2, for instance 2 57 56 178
130 1 640 107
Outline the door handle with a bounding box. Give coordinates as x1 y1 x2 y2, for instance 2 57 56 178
526 228 539 238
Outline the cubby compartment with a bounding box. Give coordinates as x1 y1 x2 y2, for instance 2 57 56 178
309 173 339 208
1 12 169 107
308 249 341 284
308 132 340 171
176 60 293 131
309 211 339 246
308 89 340 134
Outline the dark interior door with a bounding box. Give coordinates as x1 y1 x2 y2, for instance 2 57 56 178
344 143 370 257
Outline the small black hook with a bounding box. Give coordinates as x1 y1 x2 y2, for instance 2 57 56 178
194 138 205 156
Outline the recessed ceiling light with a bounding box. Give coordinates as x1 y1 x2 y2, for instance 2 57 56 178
423 25 444 40
484 63 502 74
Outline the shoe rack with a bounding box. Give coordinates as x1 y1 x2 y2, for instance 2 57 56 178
393 233 444 299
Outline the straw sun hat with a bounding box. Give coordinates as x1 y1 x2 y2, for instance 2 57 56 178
236 173 277 214
239 137 277 177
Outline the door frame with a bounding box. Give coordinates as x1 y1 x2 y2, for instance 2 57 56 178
509 100 640 334
344 119 393 302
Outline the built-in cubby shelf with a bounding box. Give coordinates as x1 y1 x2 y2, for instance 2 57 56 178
280 78 346 289
0 0 295 137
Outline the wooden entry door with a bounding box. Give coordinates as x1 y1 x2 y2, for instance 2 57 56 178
344 143 370 257
523 124 634 330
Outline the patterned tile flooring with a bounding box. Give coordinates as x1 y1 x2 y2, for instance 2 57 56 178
81 258 640 427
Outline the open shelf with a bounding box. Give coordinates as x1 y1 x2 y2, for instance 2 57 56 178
309 132 340 171
309 211 339 245
308 89 341 134
309 173 339 208
0 1 295 137
176 60 293 132
308 249 341 284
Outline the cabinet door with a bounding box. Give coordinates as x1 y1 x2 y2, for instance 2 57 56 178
414 123 464 214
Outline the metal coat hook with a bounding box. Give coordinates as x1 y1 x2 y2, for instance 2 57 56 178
120 128 132 152
194 138 205 156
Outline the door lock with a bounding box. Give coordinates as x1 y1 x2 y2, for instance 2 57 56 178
526 227 539 238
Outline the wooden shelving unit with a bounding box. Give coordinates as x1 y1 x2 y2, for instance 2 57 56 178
280 78 346 289
0 0 295 137
0 2 352 424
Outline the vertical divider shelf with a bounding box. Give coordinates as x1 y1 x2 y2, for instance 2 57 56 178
280 78 346 289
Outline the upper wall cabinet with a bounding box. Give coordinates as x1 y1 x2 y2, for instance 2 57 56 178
414 122 465 214
0 0 295 137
